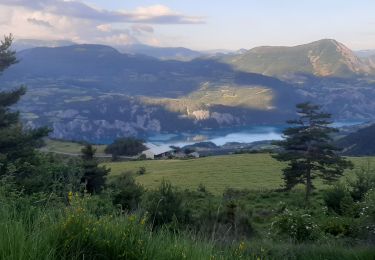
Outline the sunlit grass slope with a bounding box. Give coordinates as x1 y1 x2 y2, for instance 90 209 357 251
105 154 375 194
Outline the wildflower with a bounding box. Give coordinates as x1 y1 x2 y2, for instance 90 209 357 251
68 191 73 202
239 241 246 251
128 215 136 222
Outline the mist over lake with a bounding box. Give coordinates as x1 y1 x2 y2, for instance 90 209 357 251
88 121 363 147
147 125 284 147
142 121 364 148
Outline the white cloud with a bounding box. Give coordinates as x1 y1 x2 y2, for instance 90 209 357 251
0 0 204 46
97 24 112 32
27 18 53 28
0 0 205 24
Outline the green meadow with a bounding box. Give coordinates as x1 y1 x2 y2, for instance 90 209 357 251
105 154 375 194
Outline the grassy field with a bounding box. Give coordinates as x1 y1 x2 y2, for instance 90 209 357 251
42 139 107 155
105 154 375 194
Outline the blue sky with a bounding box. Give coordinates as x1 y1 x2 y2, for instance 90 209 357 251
1 0 374 50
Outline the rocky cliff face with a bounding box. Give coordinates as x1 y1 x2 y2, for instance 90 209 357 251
18 88 295 142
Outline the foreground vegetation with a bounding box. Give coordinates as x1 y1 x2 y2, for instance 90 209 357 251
1 168 375 259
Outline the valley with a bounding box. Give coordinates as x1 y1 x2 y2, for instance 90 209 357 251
1 39 375 142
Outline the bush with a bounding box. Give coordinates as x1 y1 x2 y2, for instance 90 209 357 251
11 153 82 196
362 189 375 222
137 167 146 175
321 216 360 238
143 180 190 228
109 173 144 212
271 209 320 242
323 184 350 215
348 165 375 202
358 189 375 240
324 183 361 217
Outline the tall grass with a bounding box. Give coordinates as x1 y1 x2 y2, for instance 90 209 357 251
0 197 59 259
0 193 374 259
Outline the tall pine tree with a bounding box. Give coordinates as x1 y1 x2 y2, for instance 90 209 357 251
273 102 352 203
0 35 50 178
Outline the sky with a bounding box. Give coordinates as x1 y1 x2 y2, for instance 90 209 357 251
0 0 374 51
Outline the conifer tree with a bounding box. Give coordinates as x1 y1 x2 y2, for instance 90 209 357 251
273 102 352 203
0 35 50 177
81 144 110 193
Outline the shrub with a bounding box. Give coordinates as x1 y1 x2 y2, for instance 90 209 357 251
340 194 360 217
323 184 350 215
362 189 375 222
359 189 375 240
109 173 144 212
142 180 190 228
197 183 207 193
270 209 320 242
348 165 375 202
137 167 146 175
321 216 360 238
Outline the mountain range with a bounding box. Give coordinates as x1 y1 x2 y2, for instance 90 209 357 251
14 39 203 61
114 44 202 61
13 39 76 51
1 39 375 141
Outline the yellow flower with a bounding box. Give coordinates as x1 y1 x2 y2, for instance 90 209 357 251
68 191 73 202
239 241 246 251
128 215 136 222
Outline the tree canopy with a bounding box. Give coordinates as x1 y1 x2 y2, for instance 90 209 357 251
105 137 146 160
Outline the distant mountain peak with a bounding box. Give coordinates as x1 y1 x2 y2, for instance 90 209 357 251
223 39 374 78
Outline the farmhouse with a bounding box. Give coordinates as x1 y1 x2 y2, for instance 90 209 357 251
188 151 200 158
141 143 174 159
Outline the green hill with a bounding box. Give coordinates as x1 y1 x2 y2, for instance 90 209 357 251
222 39 373 77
